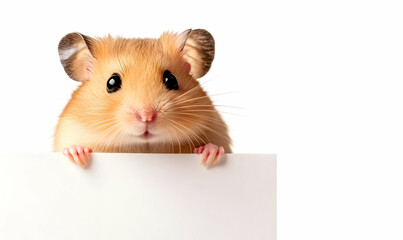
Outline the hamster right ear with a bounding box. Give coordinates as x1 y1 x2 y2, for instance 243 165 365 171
58 33 95 82
179 29 215 79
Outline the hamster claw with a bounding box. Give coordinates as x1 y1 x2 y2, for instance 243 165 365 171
62 145 92 168
194 143 225 168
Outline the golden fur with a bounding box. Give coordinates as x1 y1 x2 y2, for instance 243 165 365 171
54 31 231 153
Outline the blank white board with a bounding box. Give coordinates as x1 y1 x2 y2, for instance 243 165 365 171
0 153 276 240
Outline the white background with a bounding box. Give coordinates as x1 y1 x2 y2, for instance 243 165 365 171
0 0 402 239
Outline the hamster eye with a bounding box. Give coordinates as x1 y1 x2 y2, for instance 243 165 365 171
163 70 179 90
107 73 122 93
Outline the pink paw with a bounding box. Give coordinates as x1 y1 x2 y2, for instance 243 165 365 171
62 145 92 168
194 143 225 168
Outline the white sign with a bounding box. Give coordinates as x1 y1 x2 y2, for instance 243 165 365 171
0 153 276 240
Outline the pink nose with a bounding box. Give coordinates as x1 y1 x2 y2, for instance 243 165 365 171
136 109 157 123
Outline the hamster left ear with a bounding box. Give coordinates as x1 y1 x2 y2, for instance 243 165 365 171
178 29 215 79
58 32 95 82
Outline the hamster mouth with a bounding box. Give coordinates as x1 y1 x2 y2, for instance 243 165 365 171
140 130 153 140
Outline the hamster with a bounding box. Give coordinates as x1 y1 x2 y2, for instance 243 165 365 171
54 29 231 168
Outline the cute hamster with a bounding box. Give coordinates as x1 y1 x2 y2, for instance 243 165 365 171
54 29 231 168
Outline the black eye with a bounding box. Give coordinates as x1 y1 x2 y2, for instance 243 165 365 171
163 70 178 90
107 73 122 93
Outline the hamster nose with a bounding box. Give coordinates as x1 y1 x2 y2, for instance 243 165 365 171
136 109 157 123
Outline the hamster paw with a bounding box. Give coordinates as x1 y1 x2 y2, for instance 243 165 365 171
194 143 225 168
62 145 92 168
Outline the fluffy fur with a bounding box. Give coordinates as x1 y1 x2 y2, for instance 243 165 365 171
54 30 231 154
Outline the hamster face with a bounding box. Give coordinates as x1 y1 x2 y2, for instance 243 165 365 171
75 36 213 147
56 30 229 152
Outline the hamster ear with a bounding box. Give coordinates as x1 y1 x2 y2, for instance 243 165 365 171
179 29 215 79
58 33 95 82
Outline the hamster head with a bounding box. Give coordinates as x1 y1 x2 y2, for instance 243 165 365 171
58 29 219 147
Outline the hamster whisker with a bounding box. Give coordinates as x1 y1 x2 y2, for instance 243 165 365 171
90 119 122 132
158 116 182 153
92 127 118 152
174 116 231 145
170 112 229 128
209 104 244 110
169 104 242 110
91 121 118 134
164 115 209 149
171 95 212 105
170 135 175 153
92 123 117 132
173 118 212 145
89 118 118 128
156 98 171 112
177 117 231 144
196 91 239 99
115 126 128 152
161 117 195 151
122 128 133 152
172 126 182 154
169 119 205 148
160 134 167 153
96 126 118 143
194 128 210 146
197 123 232 144
170 78 213 104
161 113 212 144
104 124 125 152
163 126 178 153
168 105 213 110
207 91 240 98
171 91 236 106
116 128 126 153
170 83 204 103
175 109 243 117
